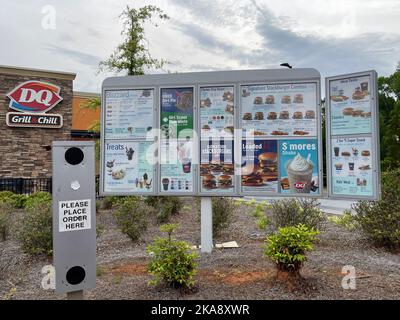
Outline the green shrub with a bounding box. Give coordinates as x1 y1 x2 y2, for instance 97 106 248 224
0 202 12 241
212 197 236 236
270 198 326 231
351 169 400 248
249 201 270 231
113 197 150 241
17 195 52 255
101 196 121 210
145 196 184 223
0 191 27 209
264 224 319 271
147 224 198 288
328 210 358 231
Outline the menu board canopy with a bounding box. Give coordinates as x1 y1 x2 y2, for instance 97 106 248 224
326 70 380 200
100 68 326 197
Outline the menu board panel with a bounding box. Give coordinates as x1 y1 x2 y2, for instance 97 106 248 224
329 75 372 135
160 87 194 139
200 139 234 193
279 139 320 194
331 137 373 196
241 140 278 193
241 83 317 137
104 89 154 139
200 86 235 138
104 141 155 193
160 138 194 193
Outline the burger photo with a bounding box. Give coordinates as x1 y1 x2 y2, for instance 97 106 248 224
218 175 233 188
200 164 210 175
257 152 278 182
241 164 263 186
202 174 217 189
210 161 223 173
222 163 234 175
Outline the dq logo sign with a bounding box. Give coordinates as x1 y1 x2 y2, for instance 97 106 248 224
7 81 63 113
294 182 306 189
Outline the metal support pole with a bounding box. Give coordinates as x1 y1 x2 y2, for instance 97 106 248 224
66 290 84 300
201 197 213 253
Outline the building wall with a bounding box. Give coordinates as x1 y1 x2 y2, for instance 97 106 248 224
72 93 101 132
0 68 75 178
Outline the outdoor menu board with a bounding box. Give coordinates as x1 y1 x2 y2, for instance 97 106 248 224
329 75 372 135
241 83 317 137
104 89 154 140
326 70 380 200
160 87 194 193
199 86 235 194
104 141 154 193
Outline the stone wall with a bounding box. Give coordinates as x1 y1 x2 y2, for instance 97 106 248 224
0 69 75 178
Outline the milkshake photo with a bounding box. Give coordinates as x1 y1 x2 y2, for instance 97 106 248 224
286 153 314 193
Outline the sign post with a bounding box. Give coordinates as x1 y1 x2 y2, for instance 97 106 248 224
52 141 97 298
200 197 213 253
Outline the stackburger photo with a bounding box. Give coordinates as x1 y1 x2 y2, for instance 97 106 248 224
257 152 278 182
218 175 233 188
241 165 263 186
202 174 216 189
222 163 234 175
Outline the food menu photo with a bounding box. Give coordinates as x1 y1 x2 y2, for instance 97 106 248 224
240 83 317 137
329 75 372 135
200 139 234 193
331 137 373 196
104 141 154 193
279 139 320 194
104 89 154 140
200 86 235 138
241 140 278 193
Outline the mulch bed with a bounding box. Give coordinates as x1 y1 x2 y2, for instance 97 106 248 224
1 199 400 300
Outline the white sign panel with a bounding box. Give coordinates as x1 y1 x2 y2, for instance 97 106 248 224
59 199 91 232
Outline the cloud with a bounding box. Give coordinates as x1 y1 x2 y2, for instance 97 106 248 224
44 45 101 67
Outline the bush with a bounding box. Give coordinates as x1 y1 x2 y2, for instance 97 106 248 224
113 197 150 241
101 196 121 210
17 194 52 255
0 202 12 241
351 169 400 248
147 224 198 288
270 198 326 231
249 201 270 231
0 191 27 209
264 224 319 272
145 196 184 223
212 197 236 236
328 210 358 231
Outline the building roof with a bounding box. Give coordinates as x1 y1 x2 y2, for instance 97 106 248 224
0 65 76 80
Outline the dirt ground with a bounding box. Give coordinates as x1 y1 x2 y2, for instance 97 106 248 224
1 198 400 300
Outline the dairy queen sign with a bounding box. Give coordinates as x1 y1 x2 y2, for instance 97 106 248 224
6 80 63 128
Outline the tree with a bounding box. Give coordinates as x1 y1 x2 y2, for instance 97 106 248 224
98 5 169 76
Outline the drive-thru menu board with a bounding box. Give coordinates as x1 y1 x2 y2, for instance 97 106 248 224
326 71 380 200
100 69 379 200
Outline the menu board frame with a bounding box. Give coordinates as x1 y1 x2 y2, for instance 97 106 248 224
326 70 381 200
238 80 323 197
100 69 324 197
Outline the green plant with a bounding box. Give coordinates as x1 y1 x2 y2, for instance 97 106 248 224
145 196 184 223
328 210 358 231
270 198 326 231
113 197 150 241
212 197 236 236
256 216 270 231
96 266 104 277
249 201 270 231
96 223 105 239
147 224 198 288
350 169 400 248
17 195 52 256
0 191 27 209
264 224 319 271
0 202 12 241
101 196 121 210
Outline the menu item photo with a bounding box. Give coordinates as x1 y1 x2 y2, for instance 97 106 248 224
241 83 318 137
279 139 319 194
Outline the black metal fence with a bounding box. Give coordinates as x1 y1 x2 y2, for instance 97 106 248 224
0 176 100 196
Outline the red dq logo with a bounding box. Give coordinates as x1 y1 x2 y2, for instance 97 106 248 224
294 182 306 189
7 81 63 113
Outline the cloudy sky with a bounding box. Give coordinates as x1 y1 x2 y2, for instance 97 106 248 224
1 0 399 94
